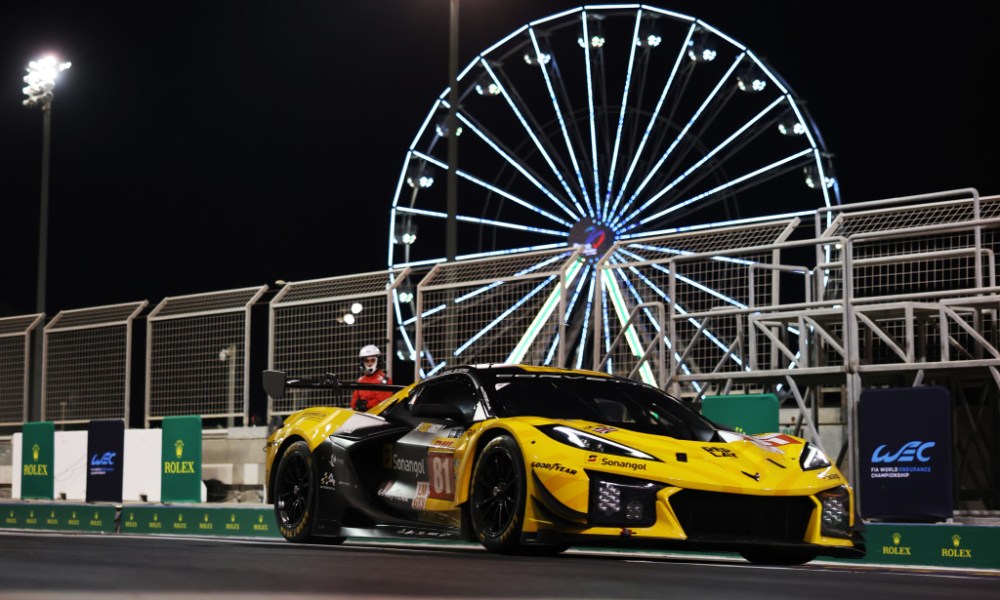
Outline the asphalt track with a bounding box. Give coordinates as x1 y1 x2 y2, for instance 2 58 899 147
0 532 997 600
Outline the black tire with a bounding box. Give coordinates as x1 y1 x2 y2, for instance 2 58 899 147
470 435 529 554
739 549 816 566
274 441 325 543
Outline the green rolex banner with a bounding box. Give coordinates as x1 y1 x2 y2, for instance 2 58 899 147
21 421 55 499
160 415 202 503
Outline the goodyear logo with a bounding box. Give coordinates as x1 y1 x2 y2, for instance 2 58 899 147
531 461 578 475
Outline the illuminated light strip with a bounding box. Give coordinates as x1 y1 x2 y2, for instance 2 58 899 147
459 171 573 228
573 274 597 369
421 304 448 319
456 109 580 222
634 148 813 226
607 23 691 221
393 204 566 237
613 53 742 225
454 242 566 261
455 281 504 304
563 263 592 317
581 13 600 219
623 243 756 267
481 60 588 218
600 284 612 373
426 115 575 227
609 250 722 374
618 210 811 239
603 9 643 220
454 251 572 306
529 28 593 218
612 95 786 229
425 361 448 377
615 246 745 310
507 257 584 363
543 332 560 366
455 276 557 357
602 269 657 385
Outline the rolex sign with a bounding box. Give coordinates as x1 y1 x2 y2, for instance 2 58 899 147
161 415 202 502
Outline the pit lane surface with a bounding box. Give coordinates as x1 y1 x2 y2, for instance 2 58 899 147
0 532 996 599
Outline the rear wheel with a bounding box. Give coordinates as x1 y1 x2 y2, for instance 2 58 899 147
273 440 345 544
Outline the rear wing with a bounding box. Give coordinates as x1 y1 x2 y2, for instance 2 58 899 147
262 370 403 399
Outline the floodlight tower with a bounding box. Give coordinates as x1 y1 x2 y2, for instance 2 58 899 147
23 54 71 419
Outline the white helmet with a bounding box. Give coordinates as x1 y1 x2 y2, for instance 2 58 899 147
358 344 381 375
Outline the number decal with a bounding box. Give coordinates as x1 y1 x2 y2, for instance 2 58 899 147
428 452 454 500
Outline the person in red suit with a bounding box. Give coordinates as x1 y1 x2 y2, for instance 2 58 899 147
351 344 393 411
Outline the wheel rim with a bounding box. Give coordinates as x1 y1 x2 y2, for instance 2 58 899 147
473 448 520 537
276 452 311 528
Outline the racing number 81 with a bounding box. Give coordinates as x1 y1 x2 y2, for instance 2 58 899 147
428 452 455 500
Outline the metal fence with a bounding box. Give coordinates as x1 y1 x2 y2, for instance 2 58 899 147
43 302 147 424
1 187 998 511
268 269 408 414
0 314 43 426
415 247 586 380
146 286 267 427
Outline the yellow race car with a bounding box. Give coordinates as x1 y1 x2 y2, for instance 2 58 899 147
262 364 865 565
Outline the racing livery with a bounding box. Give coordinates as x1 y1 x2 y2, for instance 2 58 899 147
263 364 865 565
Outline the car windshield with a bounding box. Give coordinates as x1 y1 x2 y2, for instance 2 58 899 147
485 373 718 442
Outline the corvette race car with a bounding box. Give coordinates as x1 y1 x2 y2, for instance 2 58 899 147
262 363 865 565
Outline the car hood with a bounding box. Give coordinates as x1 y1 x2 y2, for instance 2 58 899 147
530 419 842 495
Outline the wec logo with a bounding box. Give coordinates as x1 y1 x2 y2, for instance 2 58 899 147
871 441 935 464
90 452 117 467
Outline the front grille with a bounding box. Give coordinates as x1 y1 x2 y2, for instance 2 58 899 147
669 489 814 543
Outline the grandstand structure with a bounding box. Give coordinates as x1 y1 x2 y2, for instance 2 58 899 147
0 188 997 513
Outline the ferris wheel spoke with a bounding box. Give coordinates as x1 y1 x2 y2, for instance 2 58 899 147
600 9 645 222
606 23 693 222
611 95 787 229
480 60 589 219
455 110 581 223
525 29 596 220
612 54 743 227
625 148 813 231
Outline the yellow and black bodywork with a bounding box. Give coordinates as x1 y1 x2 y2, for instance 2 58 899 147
263 364 865 565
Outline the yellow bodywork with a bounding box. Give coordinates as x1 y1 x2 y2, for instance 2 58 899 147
264 364 859 551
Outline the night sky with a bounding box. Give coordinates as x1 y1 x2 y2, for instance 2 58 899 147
1 1 997 318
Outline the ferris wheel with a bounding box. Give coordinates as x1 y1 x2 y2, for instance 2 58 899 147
388 4 838 373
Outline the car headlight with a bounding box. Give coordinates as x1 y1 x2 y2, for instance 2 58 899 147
817 485 851 538
799 442 832 471
538 425 657 460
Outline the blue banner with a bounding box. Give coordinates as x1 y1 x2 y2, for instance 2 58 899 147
86 419 125 502
858 386 952 521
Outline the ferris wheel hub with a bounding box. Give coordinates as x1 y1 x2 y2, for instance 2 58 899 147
568 217 615 261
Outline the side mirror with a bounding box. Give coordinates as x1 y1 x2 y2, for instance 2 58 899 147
263 370 287 399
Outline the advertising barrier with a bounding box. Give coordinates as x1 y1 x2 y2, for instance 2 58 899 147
86 419 126 503
858 386 953 521
160 415 203 503
20 422 54 500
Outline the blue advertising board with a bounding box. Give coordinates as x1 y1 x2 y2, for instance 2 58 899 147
85 419 125 503
858 386 953 521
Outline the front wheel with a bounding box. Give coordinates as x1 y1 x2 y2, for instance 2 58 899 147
470 435 527 554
